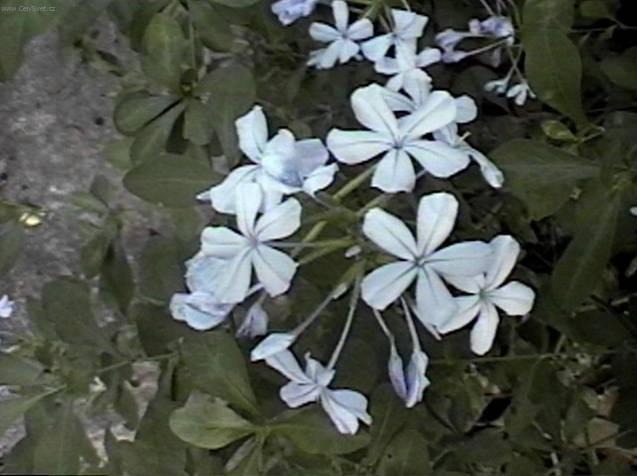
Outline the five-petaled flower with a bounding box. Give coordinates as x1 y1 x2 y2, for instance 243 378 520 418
327 83 470 193
361 8 429 61
307 0 373 69
201 183 301 303
361 192 492 328
266 350 372 434
373 43 441 93
438 235 535 355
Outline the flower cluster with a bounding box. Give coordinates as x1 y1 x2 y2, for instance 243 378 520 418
171 0 536 435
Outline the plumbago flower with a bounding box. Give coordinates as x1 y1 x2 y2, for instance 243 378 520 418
271 0 319 26
265 350 372 434
439 235 535 355
361 192 492 328
373 43 441 92
198 106 335 214
361 8 429 61
307 0 373 70
327 83 471 193
0 295 14 318
200 183 301 303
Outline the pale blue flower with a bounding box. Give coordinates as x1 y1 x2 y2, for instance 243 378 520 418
361 9 429 61
272 0 318 25
0 295 14 319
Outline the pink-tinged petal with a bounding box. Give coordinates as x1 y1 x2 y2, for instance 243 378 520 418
251 332 296 361
236 183 263 237
437 295 481 334
427 241 492 276
470 302 500 355
489 281 535 316
255 198 302 241
327 129 392 164
371 148 416 193
214 249 254 303
404 139 470 178
361 261 418 310
361 34 393 61
351 84 400 137
416 192 458 256
485 235 520 289
201 227 248 258
281 382 321 407
309 22 340 42
415 267 457 328
363 208 418 259
400 90 457 139
252 245 297 297
236 106 268 163
348 18 373 40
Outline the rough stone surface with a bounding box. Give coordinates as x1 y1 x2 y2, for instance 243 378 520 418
0 20 163 458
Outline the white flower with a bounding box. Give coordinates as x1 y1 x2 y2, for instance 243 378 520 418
307 0 373 69
506 81 536 106
382 76 477 124
266 350 372 434
362 9 429 61
170 254 235 331
388 343 430 407
438 235 535 355
327 83 469 193
484 77 510 94
361 192 492 328
198 106 334 214
251 332 296 361
374 43 441 93
469 16 514 43
236 300 269 338
272 0 318 25
0 295 14 319
201 183 301 303
433 124 504 188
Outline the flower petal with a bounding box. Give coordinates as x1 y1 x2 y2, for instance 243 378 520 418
405 349 430 407
281 382 321 407
485 235 520 289
455 95 478 123
333 0 349 32
303 163 338 195
236 106 268 163
404 139 470 178
361 34 394 61
489 281 535 316
470 302 500 355
437 295 481 334
309 22 341 42
252 245 297 297
416 192 458 256
317 39 343 69
214 249 254 303
295 139 329 174
415 267 457 328
361 261 418 310
255 198 302 241
236 300 269 338
351 84 400 137
363 208 418 259
400 90 457 139
251 332 296 361
467 148 504 188
371 148 416 193
348 18 373 40
427 241 492 276
206 165 260 214
327 129 392 164
392 9 428 39
321 389 371 434
388 343 408 400
338 39 360 63
170 292 232 331
201 227 248 258
416 48 441 67
375 57 400 75
236 183 263 237
265 349 312 383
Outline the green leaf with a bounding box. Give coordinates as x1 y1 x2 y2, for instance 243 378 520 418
124 153 218 207
208 0 261 7
130 100 185 164
490 139 599 219
551 184 623 311
100 237 135 313
601 47 637 91
133 303 195 356
170 393 256 449
579 0 614 19
0 352 44 385
181 332 258 416
138 237 184 303
57 0 113 46
80 225 115 278
272 407 371 455
196 63 255 165
377 429 430 476
188 0 234 51
225 437 264 476
184 99 214 145
541 120 577 142
142 13 185 91
366 385 410 465
0 222 24 275
523 0 574 30
0 392 50 437
104 137 134 171
522 26 587 125
114 92 179 135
